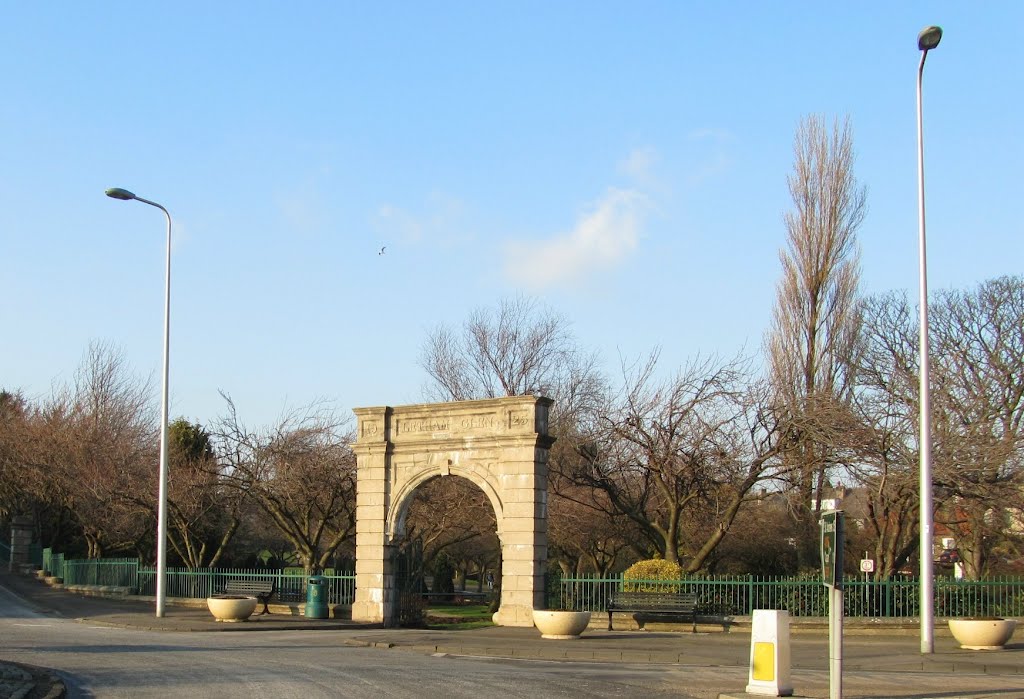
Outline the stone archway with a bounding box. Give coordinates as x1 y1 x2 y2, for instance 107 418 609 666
350 396 554 627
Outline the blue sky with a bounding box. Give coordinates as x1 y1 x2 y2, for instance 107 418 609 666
2 3 1021 428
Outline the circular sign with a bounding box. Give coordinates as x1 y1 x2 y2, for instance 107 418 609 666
860 559 875 573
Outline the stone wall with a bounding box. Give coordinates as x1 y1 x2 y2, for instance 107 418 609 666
8 516 33 573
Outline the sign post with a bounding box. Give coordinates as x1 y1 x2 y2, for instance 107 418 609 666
860 555 874 616
821 511 845 699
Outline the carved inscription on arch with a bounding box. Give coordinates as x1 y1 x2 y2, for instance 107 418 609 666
392 409 537 441
397 418 451 434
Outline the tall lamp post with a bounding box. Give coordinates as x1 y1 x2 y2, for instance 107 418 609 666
916 24 942 655
105 187 172 619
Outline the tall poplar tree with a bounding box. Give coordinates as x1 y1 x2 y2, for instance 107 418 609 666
766 114 867 568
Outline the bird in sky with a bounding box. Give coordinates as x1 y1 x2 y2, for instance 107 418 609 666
378 246 386 256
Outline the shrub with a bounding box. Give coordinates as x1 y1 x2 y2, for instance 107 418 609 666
623 559 683 592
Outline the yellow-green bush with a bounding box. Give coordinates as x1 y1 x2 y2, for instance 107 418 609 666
622 559 683 592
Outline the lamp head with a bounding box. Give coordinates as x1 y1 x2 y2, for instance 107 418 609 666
105 187 137 201
918 26 942 52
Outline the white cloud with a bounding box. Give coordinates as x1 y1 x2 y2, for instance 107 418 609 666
618 147 658 182
503 187 647 291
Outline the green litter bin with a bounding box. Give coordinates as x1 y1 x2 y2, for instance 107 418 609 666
305 575 328 619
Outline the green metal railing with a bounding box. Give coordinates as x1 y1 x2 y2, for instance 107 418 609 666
48 556 1022 618
555 574 1024 618
136 567 356 605
42 548 64 579
63 557 139 588
53 555 356 606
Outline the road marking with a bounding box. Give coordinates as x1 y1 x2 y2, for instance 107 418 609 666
11 623 56 627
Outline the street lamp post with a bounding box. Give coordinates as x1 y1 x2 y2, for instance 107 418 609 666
916 24 942 655
105 187 172 619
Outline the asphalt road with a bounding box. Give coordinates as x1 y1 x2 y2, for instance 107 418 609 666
2 625 693 698
3 583 1024 698
0 584 708 699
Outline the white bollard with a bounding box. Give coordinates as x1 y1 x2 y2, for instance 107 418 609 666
745 609 793 697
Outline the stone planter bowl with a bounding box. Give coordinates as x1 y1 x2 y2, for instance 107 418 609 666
948 618 1017 650
532 610 592 639
207 595 258 622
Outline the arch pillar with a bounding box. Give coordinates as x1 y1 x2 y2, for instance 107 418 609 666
490 437 550 626
350 396 554 627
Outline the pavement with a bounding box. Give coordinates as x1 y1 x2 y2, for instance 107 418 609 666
1 569 1024 699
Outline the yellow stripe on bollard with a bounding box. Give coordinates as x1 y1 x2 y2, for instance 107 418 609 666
753 642 776 681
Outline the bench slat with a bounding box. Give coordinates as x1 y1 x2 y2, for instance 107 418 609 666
607 591 697 632
222 580 276 615
224 581 274 593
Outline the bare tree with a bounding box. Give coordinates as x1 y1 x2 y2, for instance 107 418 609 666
547 475 636 576
929 277 1024 578
164 418 245 570
0 390 80 549
0 390 32 522
707 496 799 576
420 296 567 400
5 349 248 566
850 279 1024 579
0 391 81 548
850 291 922 579
214 395 357 573
419 296 610 573
398 475 500 591
22 343 158 559
419 296 604 409
567 352 790 570
766 114 867 568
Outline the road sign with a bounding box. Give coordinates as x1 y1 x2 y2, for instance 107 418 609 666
860 559 874 573
820 510 844 589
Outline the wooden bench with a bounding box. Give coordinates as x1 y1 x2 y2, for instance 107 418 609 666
223 579 275 615
607 591 698 632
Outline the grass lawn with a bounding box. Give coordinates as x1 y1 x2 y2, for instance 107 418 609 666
425 604 495 630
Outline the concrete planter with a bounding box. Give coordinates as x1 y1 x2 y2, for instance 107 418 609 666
532 610 592 639
207 595 258 622
948 618 1017 650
